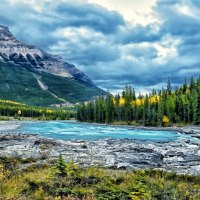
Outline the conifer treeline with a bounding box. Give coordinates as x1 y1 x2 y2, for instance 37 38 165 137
0 100 74 120
77 77 200 126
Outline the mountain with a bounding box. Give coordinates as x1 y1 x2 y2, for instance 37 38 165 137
0 25 106 106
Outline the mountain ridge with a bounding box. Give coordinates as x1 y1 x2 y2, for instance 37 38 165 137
0 24 94 85
0 25 106 106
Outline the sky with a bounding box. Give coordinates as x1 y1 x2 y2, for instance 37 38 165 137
0 0 200 93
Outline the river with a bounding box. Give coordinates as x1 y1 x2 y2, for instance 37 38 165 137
8 121 198 142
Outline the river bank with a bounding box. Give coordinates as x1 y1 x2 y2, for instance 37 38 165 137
0 132 200 176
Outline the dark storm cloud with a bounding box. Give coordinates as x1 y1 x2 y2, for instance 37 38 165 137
0 0 200 93
117 24 162 44
55 2 125 33
157 0 200 37
49 31 120 65
0 0 124 48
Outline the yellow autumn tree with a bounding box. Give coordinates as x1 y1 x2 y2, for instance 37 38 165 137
162 115 170 126
119 98 125 106
149 95 160 104
113 98 116 105
135 98 144 106
46 109 53 114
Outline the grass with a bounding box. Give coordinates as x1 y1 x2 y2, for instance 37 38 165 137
0 157 200 200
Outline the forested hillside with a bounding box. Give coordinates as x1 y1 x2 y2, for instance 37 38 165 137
77 77 200 126
0 62 105 106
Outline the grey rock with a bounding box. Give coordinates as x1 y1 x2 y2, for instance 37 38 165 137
166 151 184 157
0 133 200 176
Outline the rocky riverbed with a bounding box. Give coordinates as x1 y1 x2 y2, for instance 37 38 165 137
0 133 200 176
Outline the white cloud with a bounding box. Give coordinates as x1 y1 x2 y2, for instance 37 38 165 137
88 0 158 25
7 0 44 11
154 36 181 64
52 27 104 41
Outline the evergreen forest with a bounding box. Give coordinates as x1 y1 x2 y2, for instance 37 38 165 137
77 77 200 126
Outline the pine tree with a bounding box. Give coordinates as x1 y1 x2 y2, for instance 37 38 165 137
194 88 200 125
114 94 121 121
53 154 68 178
190 76 195 92
167 77 172 95
87 102 94 122
124 86 133 123
183 78 187 94
105 94 114 124
143 94 149 125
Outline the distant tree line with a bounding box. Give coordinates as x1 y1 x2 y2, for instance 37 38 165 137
77 76 200 126
0 100 74 120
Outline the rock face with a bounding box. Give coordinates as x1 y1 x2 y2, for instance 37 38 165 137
0 133 200 176
0 25 93 85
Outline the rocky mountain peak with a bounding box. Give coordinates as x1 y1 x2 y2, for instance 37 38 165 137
0 25 8 32
0 24 94 86
0 25 17 43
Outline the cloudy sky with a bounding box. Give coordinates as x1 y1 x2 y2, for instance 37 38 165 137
0 0 200 93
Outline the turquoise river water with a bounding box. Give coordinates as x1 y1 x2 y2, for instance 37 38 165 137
10 121 197 142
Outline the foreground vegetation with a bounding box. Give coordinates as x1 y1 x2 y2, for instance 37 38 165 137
0 156 200 200
77 76 200 126
0 100 75 120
